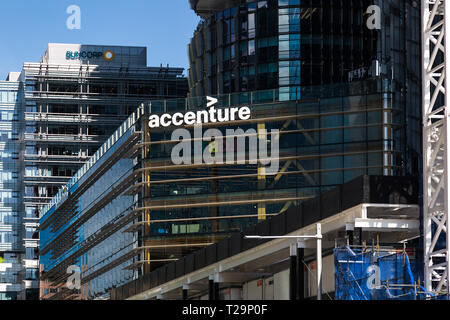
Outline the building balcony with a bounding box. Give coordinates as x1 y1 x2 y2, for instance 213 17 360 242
24 133 104 144
24 112 126 124
0 262 22 272
23 280 39 290
23 239 39 249
24 176 72 185
23 216 40 221
0 243 19 253
23 259 39 269
0 283 22 293
24 154 90 163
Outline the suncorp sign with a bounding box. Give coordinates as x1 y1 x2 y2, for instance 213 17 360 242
66 50 115 61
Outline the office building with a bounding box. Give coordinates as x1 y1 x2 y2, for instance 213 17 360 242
39 0 423 300
188 0 418 94
188 0 422 174
0 44 189 300
0 76 24 300
110 175 420 300
41 77 414 299
23 44 188 300
22 43 187 218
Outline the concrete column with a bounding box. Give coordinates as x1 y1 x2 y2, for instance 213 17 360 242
289 243 297 300
214 272 220 300
346 223 354 246
354 227 362 246
297 244 305 300
214 282 220 300
182 285 189 300
208 275 214 300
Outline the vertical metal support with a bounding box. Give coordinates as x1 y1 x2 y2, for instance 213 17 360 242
289 243 297 300
316 223 322 300
353 227 362 246
297 243 305 300
182 285 189 300
208 275 214 300
443 0 450 297
346 223 354 246
214 272 220 300
142 103 151 275
422 0 450 295
243 232 323 299
257 123 267 221
214 283 220 300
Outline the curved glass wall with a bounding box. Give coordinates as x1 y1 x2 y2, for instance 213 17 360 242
188 0 422 176
189 0 418 95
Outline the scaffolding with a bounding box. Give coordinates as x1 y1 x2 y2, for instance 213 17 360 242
335 246 433 300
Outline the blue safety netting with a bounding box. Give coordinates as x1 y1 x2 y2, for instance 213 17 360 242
334 246 434 300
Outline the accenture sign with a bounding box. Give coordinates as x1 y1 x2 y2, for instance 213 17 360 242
164 96 280 175
148 97 251 128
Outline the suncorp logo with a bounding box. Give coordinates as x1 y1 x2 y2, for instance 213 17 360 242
66 50 115 61
104 50 114 61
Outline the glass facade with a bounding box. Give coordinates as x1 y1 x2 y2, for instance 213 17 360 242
188 0 421 176
22 60 188 217
40 109 143 300
40 145 136 299
189 0 418 93
134 80 407 266
40 79 409 299
19 44 189 300
0 81 24 300
39 1 422 300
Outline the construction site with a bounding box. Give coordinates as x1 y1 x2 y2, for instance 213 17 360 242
108 0 450 300
0 0 436 302
32 0 450 301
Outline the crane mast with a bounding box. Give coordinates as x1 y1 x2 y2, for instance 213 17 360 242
422 0 450 296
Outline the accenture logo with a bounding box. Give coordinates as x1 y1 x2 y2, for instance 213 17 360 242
148 97 251 128
164 96 280 175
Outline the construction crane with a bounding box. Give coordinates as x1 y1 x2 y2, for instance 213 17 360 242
422 0 450 296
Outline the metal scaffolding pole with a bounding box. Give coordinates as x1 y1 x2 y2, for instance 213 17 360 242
316 223 322 300
422 0 450 296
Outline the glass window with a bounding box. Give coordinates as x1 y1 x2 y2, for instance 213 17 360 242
248 40 255 55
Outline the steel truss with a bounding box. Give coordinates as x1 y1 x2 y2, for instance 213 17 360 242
423 0 450 296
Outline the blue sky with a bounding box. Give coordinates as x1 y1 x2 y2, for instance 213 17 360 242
0 0 200 79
